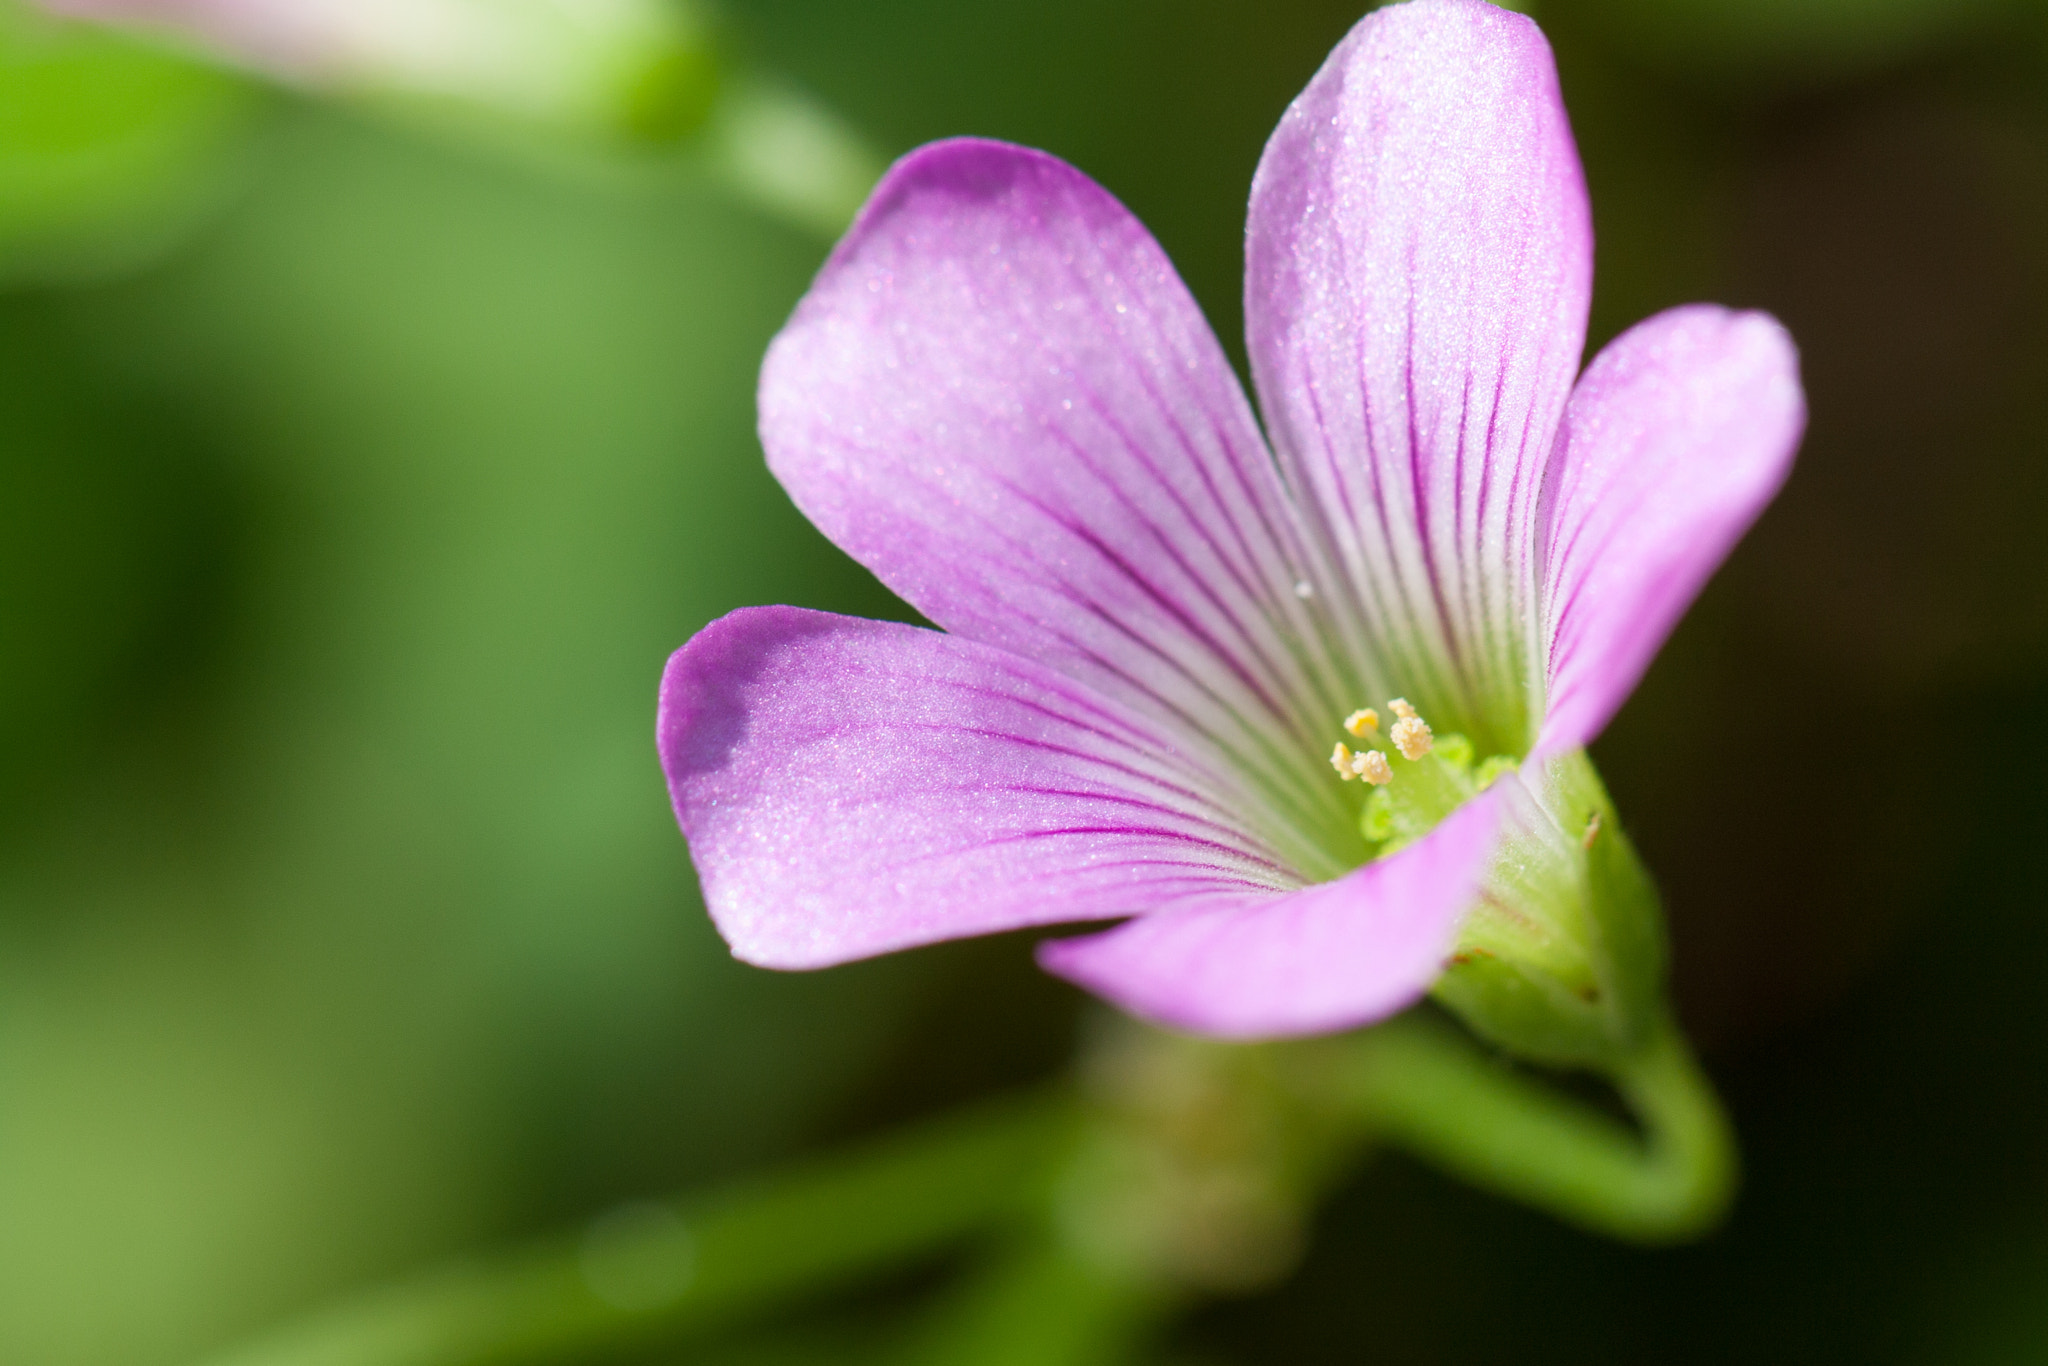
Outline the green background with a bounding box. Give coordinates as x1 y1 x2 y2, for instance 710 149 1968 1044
4 0 2048 1360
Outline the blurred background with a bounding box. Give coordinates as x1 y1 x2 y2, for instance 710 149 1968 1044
5 0 2048 1361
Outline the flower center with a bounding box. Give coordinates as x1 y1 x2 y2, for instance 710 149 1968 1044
1326 699 1517 858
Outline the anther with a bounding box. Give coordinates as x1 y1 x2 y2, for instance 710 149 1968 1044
1387 700 1433 761
1353 749 1393 785
1343 708 1379 738
1330 742 1357 780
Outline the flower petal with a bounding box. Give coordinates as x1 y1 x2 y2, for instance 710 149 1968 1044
1037 790 1501 1039
760 137 1361 881
660 606 1300 969
1244 0 1591 753
1536 306 1805 755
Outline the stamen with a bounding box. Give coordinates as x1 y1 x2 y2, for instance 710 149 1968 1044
1387 699 1433 761
1352 749 1393 786
1330 742 1357 781
1343 708 1379 738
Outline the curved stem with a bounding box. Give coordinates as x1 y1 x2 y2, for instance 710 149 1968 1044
1320 1012 1736 1244
198 1093 1077 1366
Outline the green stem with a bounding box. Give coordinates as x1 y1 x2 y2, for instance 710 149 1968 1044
1321 1012 1736 1244
896 1237 1175 1366
194 1009 1735 1366
199 1093 1078 1366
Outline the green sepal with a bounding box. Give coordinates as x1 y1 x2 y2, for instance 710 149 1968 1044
1433 749 1670 1071
1432 954 1614 1069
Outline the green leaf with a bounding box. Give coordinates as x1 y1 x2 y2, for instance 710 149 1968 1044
0 1 258 283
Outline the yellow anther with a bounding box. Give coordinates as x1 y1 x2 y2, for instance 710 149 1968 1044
1330 742 1357 780
1343 708 1379 738
1389 708 1433 761
1353 749 1393 785
1388 697 1418 720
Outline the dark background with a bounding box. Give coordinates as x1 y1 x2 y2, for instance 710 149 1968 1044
3 0 2047 1360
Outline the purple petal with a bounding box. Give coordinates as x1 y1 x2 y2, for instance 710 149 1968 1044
660 606 1302 969
1244 0 1591 752
1535 306 1805 756
759 137 1362 881
1037 790 1501 1039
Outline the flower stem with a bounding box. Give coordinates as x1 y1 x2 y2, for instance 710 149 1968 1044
897 1236 1176 1366
1320 1011 1736 1243
198 1092 1078 1366
194 1015 1734 1366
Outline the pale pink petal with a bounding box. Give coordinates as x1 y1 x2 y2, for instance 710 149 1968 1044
1536 306 1805 755
760 137 1363 882
1037 790 1500 1039
660 607 1301 969
1244 0 1591 752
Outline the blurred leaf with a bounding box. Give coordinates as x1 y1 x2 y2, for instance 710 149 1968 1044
0 0 260 282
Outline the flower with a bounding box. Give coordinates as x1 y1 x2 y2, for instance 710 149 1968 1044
658 0 1804 1040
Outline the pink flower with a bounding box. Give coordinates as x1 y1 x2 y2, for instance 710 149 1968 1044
658 0 1804 1039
